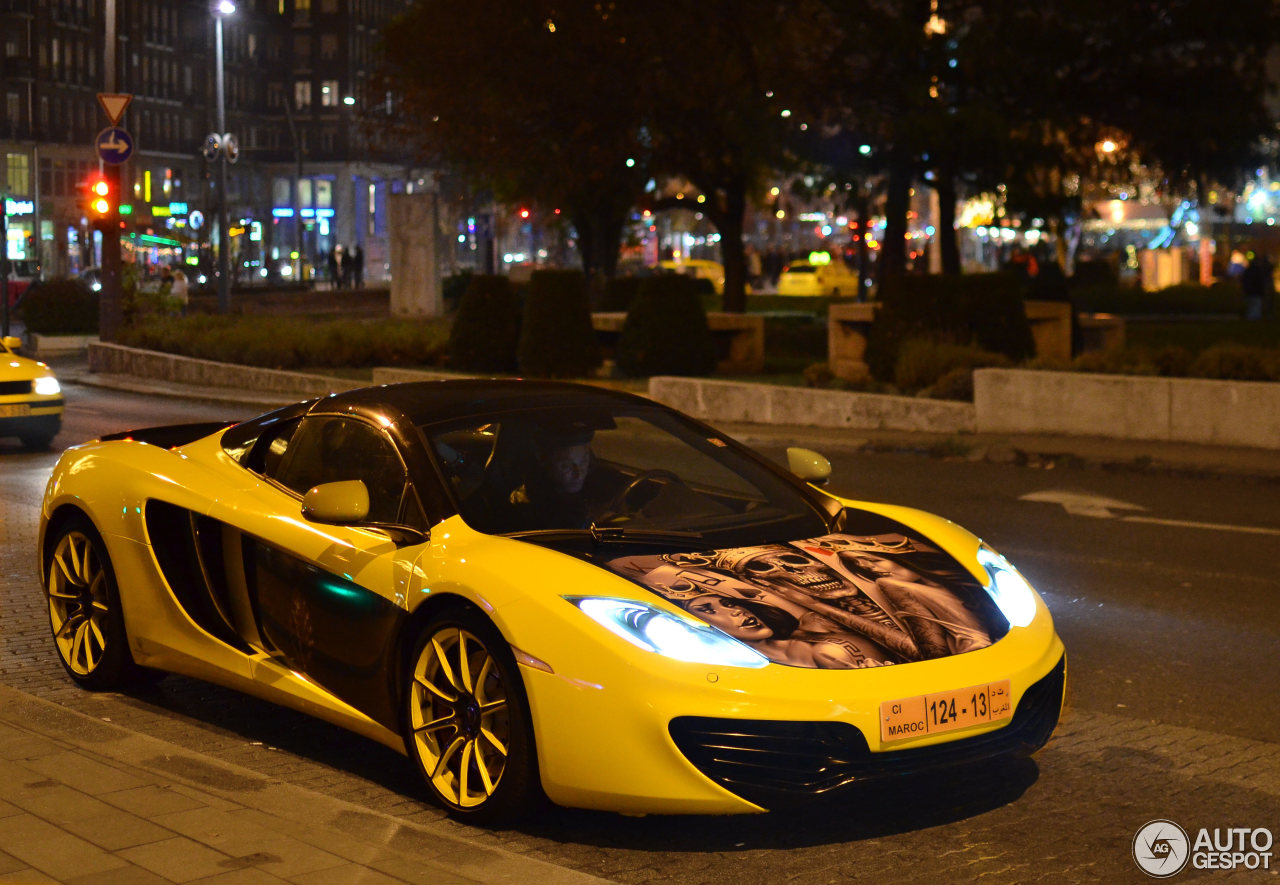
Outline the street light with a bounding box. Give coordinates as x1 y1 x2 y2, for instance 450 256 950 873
214 0 235 313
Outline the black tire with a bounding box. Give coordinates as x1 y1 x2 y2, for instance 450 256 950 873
44 515 140 690
403 604 540 825
19 417 60 450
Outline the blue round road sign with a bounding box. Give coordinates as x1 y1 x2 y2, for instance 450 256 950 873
96 127 135 164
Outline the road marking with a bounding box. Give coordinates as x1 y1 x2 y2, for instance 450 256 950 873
1121 515 1280 537
1021 488 1280 537
1018 489 1148 518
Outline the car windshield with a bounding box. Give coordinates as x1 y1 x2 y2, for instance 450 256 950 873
423 403 828 545
785 265 816 274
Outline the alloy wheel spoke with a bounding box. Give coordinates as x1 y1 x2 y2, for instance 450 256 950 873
431 633 462 693
54 613 81 640
474 742 498 796
432 735 465 780
456 633 474 693
415 670 456 703
458 740 474 801
413 712 456 737
479 726 508 758
473 655 494 701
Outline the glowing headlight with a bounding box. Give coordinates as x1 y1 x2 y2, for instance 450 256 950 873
34 376 61 396
976 544 1038 628
567 597 768 668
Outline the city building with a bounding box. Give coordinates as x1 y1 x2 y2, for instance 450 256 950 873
1 0 428 288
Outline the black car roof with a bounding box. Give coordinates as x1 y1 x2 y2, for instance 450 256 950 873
318 379 654 427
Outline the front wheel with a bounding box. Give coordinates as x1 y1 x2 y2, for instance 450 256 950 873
45 516 138 690
403 605 540 825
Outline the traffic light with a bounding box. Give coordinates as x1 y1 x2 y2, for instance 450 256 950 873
82 176 115 229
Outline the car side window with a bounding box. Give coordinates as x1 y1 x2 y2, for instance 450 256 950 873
273 416 409 524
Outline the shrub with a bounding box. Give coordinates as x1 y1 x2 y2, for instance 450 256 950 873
18 277 99 335
894 338 1012 396
516 269 601 377
865 272 1034 381
1069 280 1245 315
615 275 715 377
1189 344 1280 381
1071 258 1119 288
598 276 643 313
441 271 473 314
447 274 520 372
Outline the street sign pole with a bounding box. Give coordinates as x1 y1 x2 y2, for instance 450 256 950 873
1 196 10 339
99 0 124 342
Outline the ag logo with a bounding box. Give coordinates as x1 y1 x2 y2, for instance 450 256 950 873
1133 819 1190 877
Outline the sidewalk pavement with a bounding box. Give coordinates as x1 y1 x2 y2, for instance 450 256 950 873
53 359 1280 481
0 684 610 885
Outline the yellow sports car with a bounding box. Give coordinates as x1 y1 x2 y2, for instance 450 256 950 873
39 381 1064 823
1 334 63 449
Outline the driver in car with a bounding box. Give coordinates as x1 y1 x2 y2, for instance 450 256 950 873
511 429 628 529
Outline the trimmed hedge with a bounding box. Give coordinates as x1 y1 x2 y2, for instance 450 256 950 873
1069 280 1245 315
616 275 715 377
117 315 450 369
18 277 99 335
516 269 601 377
865 272 1034 381
447 274 519 372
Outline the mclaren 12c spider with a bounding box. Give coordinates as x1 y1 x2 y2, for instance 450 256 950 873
39 380 1064 823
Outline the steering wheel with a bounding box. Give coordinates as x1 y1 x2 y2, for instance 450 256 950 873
599 469 687 522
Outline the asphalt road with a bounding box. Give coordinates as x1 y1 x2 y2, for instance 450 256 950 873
2 380 1277 883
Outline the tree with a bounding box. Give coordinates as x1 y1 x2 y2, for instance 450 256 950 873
806 0 1279 279
619 2 822 312
378 1 651 282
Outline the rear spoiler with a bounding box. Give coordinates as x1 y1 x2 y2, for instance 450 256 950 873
99 421 236 449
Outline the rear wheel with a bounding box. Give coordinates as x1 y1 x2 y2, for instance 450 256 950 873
403 605 540 825
45 516 137 690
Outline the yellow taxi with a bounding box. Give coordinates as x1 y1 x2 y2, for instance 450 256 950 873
658 258 727 294
1 335 63 449
777 254 862 296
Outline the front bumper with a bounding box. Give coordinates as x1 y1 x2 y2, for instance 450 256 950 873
522 602 1065 815
669 654 1064 810
0 398 64 438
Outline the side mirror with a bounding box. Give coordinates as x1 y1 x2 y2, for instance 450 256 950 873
2 336 22 351
786 447 831 485
302 480 370 524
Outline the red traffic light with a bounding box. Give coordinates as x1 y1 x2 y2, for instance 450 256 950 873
519 208 530 219
89 177 112 216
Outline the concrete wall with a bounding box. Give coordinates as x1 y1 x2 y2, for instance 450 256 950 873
974 368 1280 449
82 345 1278 451
650 376 975 433
88 343 356 397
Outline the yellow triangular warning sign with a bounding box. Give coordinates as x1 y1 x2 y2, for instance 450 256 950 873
97 93 132 126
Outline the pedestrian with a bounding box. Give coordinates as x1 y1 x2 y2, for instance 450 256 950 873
329 245 348 289
350 243 364 288
170 268 189 314
1241 251 1268 320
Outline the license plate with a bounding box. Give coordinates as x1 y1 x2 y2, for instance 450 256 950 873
0 403 30 418
880 679 1012 743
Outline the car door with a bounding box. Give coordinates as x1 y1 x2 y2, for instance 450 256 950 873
239 413 429 727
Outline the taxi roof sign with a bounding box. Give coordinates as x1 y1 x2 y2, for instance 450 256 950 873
97 93 132 126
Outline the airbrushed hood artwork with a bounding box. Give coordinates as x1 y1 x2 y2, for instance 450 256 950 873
607 531 1010 669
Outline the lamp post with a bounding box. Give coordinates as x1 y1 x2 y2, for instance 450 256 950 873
214 0 235 313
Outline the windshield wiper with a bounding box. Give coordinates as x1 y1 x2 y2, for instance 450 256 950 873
504 524 706 547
